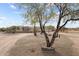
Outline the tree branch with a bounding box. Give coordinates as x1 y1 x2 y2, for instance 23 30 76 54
59 19 70 30
43 20 49 26
54 4 63 29
54 3 61 14
62 13 70 18
59 18 79 31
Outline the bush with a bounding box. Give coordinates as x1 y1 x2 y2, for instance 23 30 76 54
5 26 16 33
46 25 55 32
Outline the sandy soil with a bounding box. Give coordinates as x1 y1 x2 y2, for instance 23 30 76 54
0 32 79 56
0 32 32 56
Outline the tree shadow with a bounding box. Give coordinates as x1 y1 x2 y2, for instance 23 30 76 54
7 34 74 56
41 49 63 56
7 35 42 56
53 34 74 56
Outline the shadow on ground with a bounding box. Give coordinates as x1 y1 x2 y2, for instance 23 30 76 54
53 34 74 56
7 34 74 56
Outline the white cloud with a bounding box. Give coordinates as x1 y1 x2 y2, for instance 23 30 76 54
0 16 7 20
10 4 16 9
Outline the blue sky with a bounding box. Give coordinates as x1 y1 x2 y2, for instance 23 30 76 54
0 3 79 28
0 3 24 28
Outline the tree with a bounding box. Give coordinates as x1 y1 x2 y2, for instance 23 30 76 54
0 28 6 32
46 25 55 32
6 26 16 33
31 18 37 36
18 3 79 48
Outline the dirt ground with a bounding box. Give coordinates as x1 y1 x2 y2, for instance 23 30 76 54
0 32 79 56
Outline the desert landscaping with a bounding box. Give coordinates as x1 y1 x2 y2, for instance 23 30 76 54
0 3 79 56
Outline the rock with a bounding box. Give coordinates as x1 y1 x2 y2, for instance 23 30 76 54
41 46 55 51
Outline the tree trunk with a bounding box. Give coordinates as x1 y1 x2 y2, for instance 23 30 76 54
49 34 56 47
42 25 50 47
38 16 43 34
49 28 60 47
44 33 50 47
33 24 37 36
39 20 43 34
47 14 62 47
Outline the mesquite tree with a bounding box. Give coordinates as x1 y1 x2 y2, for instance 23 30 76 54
21 4 39 36
18 3 79 47
31 19 37 36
